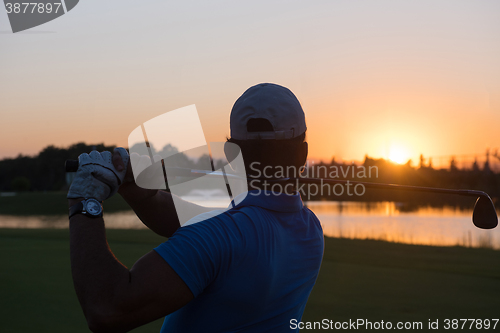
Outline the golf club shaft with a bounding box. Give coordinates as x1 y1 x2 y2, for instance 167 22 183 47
292 177 489 199
65 160 491 199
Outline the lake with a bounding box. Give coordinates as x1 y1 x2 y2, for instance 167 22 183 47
0 200 498 249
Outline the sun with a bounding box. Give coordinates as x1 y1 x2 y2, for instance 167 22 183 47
389 144 410 164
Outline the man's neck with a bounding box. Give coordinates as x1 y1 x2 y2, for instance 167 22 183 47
246 178 298 195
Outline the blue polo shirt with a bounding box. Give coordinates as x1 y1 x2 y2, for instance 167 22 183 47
154 190 324 333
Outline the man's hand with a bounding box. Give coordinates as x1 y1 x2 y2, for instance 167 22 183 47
113 147 134 186
68 149 129 201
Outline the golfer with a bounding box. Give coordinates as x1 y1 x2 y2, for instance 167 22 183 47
67 83 324 332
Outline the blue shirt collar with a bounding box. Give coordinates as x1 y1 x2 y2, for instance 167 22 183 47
229 190 304 213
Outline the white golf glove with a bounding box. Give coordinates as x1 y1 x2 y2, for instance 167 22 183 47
67 148 130 201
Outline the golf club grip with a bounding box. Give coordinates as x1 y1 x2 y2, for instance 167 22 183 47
65 160 79 172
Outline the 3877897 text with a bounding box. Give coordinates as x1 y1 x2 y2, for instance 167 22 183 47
435 319 499 330
5 2 63 14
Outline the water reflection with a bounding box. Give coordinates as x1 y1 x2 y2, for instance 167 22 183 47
306 201 499 249
0 212 146 229
0 201 498 249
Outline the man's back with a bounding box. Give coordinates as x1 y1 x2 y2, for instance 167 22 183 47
154 191 324 332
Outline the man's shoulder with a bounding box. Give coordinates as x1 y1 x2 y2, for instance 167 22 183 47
176 194 321 238
181 209 229 227
176 206 252 234
303 206 322 222
180 199 271 229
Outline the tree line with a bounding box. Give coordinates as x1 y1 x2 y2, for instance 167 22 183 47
0 143 117 192
1 143 498 208
0 142 224 192
304 156 500 207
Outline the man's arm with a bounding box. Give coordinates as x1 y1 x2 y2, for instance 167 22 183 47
117 182 181 238
69 200 194 333
113 150 212 238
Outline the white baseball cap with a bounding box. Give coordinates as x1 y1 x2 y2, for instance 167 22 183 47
230 83 307 140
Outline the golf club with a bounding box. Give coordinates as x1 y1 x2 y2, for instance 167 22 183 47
65 160 498 229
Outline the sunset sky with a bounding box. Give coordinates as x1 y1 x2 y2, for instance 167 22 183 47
1 0 499 168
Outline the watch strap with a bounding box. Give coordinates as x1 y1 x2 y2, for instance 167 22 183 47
69 201 84 219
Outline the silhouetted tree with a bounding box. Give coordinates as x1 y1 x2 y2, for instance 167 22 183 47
11 176 30 192
450 157 458 172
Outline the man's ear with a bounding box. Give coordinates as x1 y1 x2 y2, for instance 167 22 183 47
298 141 308 167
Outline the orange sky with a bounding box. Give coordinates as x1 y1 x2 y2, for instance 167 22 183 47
1 1 499 168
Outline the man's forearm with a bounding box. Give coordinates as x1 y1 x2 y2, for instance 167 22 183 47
69 214 130 330
118 182 214 237
118 183 180 237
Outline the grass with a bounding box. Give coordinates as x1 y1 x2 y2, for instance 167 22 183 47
307 238 500 328
1 229 499 332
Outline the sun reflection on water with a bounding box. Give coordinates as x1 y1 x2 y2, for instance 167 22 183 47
306 201 499 249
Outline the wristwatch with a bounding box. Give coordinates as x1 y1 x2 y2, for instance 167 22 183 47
69 198 103 219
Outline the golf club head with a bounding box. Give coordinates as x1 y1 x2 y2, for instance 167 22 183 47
472 196 498 229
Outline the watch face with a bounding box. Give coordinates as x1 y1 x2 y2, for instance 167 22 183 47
85 199 102 216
